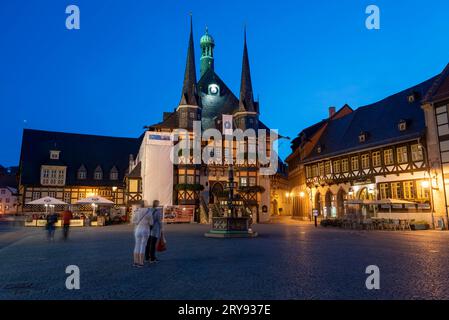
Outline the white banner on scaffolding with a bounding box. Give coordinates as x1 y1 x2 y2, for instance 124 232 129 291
139 131 173 206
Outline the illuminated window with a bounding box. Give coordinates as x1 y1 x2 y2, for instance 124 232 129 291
64 192 71 204
411 144 424 161
333 160 341 174
384 149 394 165
391 182 402 199
240 177 248 187
361 154 370 169
379 183 389 199
249 177 256 186
397 146 408 164
319 163 324 176
351 156 359 171
372 151 381 167
306 166 312 178
324 161 331 175
403 181 415 199
312 165 318 177
416 181 430 200
341 159 349 172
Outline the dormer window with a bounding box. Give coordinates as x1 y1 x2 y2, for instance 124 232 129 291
110 166 118 180
50 150 60 160
359 132 367 143
317 145 322 154
94 166 103 180
408 91 420 103
77 165 87 180
398 120 407 132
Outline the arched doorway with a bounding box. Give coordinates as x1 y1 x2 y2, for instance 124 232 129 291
210 182 224 204
357 187 374 218
337 189 347 218
358 187 372 200
314 192 321 216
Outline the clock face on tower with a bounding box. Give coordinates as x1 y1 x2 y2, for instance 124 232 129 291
208 84 220 95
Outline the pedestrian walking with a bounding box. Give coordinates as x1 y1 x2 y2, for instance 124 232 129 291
46 212 58 241
132 204 153 268
62 209 73 240
145 200 163 263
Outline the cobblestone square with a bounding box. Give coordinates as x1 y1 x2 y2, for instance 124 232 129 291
1 220 448 300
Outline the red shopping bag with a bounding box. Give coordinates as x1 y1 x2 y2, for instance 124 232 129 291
156 232 167 252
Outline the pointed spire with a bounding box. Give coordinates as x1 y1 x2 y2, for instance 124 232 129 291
238 26 256 112
179 14 198 106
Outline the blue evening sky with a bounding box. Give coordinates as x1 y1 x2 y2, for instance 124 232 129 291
1 0 449 166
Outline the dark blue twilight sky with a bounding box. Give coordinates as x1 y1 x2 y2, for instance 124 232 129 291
1 0 449 166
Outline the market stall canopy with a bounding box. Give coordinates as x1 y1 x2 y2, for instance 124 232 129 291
369 199 416 205
345 199 416 205
76 196 114 205
27 196 67 205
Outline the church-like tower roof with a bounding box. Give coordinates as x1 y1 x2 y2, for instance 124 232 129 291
238 28 256 113
179 15 199 106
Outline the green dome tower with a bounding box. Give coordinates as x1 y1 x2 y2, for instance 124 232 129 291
200 27 215 77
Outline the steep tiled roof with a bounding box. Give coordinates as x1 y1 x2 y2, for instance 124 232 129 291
423 63 449 103
20 129 142 186
304 76 438 162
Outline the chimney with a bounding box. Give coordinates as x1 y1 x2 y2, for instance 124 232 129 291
329 106 336 118
128 154 134 172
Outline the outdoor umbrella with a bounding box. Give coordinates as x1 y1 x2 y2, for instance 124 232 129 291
76 196 114 215
26 196 68 214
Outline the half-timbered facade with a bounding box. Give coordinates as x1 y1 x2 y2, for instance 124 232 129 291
19 129 142 213
287 71 448 225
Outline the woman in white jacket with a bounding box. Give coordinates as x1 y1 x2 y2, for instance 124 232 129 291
132 204 152 267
